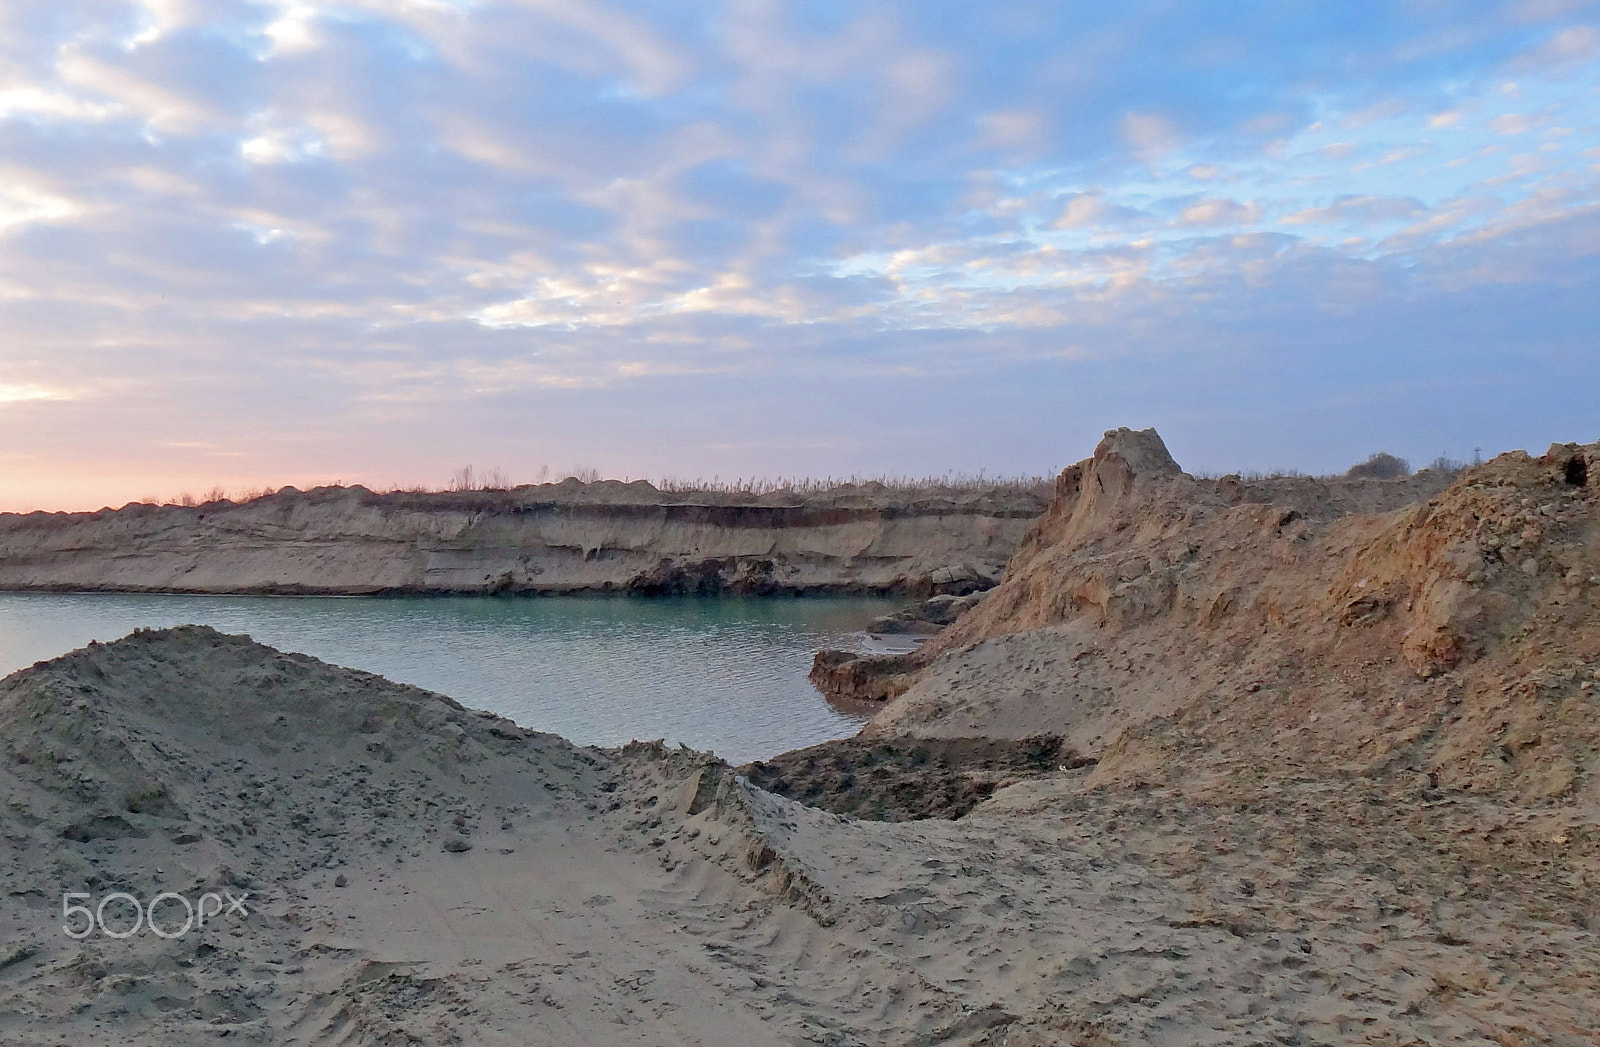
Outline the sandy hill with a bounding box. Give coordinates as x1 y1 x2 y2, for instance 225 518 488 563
794 427 1600 1043
816 428 1600 803
0 628 987 1045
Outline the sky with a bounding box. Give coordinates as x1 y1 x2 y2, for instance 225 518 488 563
1 0 1598 511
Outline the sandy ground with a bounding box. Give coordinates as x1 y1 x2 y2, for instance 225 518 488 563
3 626 1596 1045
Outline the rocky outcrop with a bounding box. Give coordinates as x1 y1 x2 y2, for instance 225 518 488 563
0 480 1046 596
808 649 922 704
863 591 986 635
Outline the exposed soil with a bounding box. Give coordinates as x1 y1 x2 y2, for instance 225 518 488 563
739 735 1094 821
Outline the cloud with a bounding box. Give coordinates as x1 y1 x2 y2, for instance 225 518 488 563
260 4 323 56
56 50 215 134
239 124 322 163
1514 23 1600 67
303 110 378 159
1121 112 1179 162
126 0 202 49
437 117 545 173
0 175 82 234
0 382 77 404
978 109 1046 151
1050 192 1113 230
0 85 117 123
537 0 691 97
0 0 1598 509
1505 0 1600 23
1342 99 1410 129
1283 195 1428 227
1175 198 1262 227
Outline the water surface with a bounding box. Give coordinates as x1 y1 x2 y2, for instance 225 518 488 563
0 593 898 763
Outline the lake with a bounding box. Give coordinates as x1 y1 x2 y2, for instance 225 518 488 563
0 593 902 763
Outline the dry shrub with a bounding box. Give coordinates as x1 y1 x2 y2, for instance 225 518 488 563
1345 452 1410 480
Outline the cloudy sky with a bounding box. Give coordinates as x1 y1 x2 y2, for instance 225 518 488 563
1 0 1597 510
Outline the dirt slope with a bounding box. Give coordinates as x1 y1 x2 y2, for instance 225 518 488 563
782 427 1600 1043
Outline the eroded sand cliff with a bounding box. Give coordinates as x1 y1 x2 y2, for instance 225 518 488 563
847 427 1600 804
0 480 1046 596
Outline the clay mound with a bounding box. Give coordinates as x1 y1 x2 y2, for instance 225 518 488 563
857 428 1600 804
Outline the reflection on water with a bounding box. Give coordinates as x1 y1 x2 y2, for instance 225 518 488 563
0 593 900 763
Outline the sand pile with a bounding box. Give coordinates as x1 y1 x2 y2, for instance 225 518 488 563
782 427 1600 1042
0 626 616 1042
0 627 1124 1045
834 429 1600 800
0 625 600 881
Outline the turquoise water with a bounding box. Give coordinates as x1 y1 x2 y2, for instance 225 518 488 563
0 593 899 763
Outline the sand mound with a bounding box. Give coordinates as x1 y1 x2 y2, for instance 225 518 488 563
772 427 1600 1043
855 430 1600 801
0 626 624 1042
0 627 1142 1045
0 626 600 882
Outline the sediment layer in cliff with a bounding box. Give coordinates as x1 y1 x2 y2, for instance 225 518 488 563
0 480 1046 596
